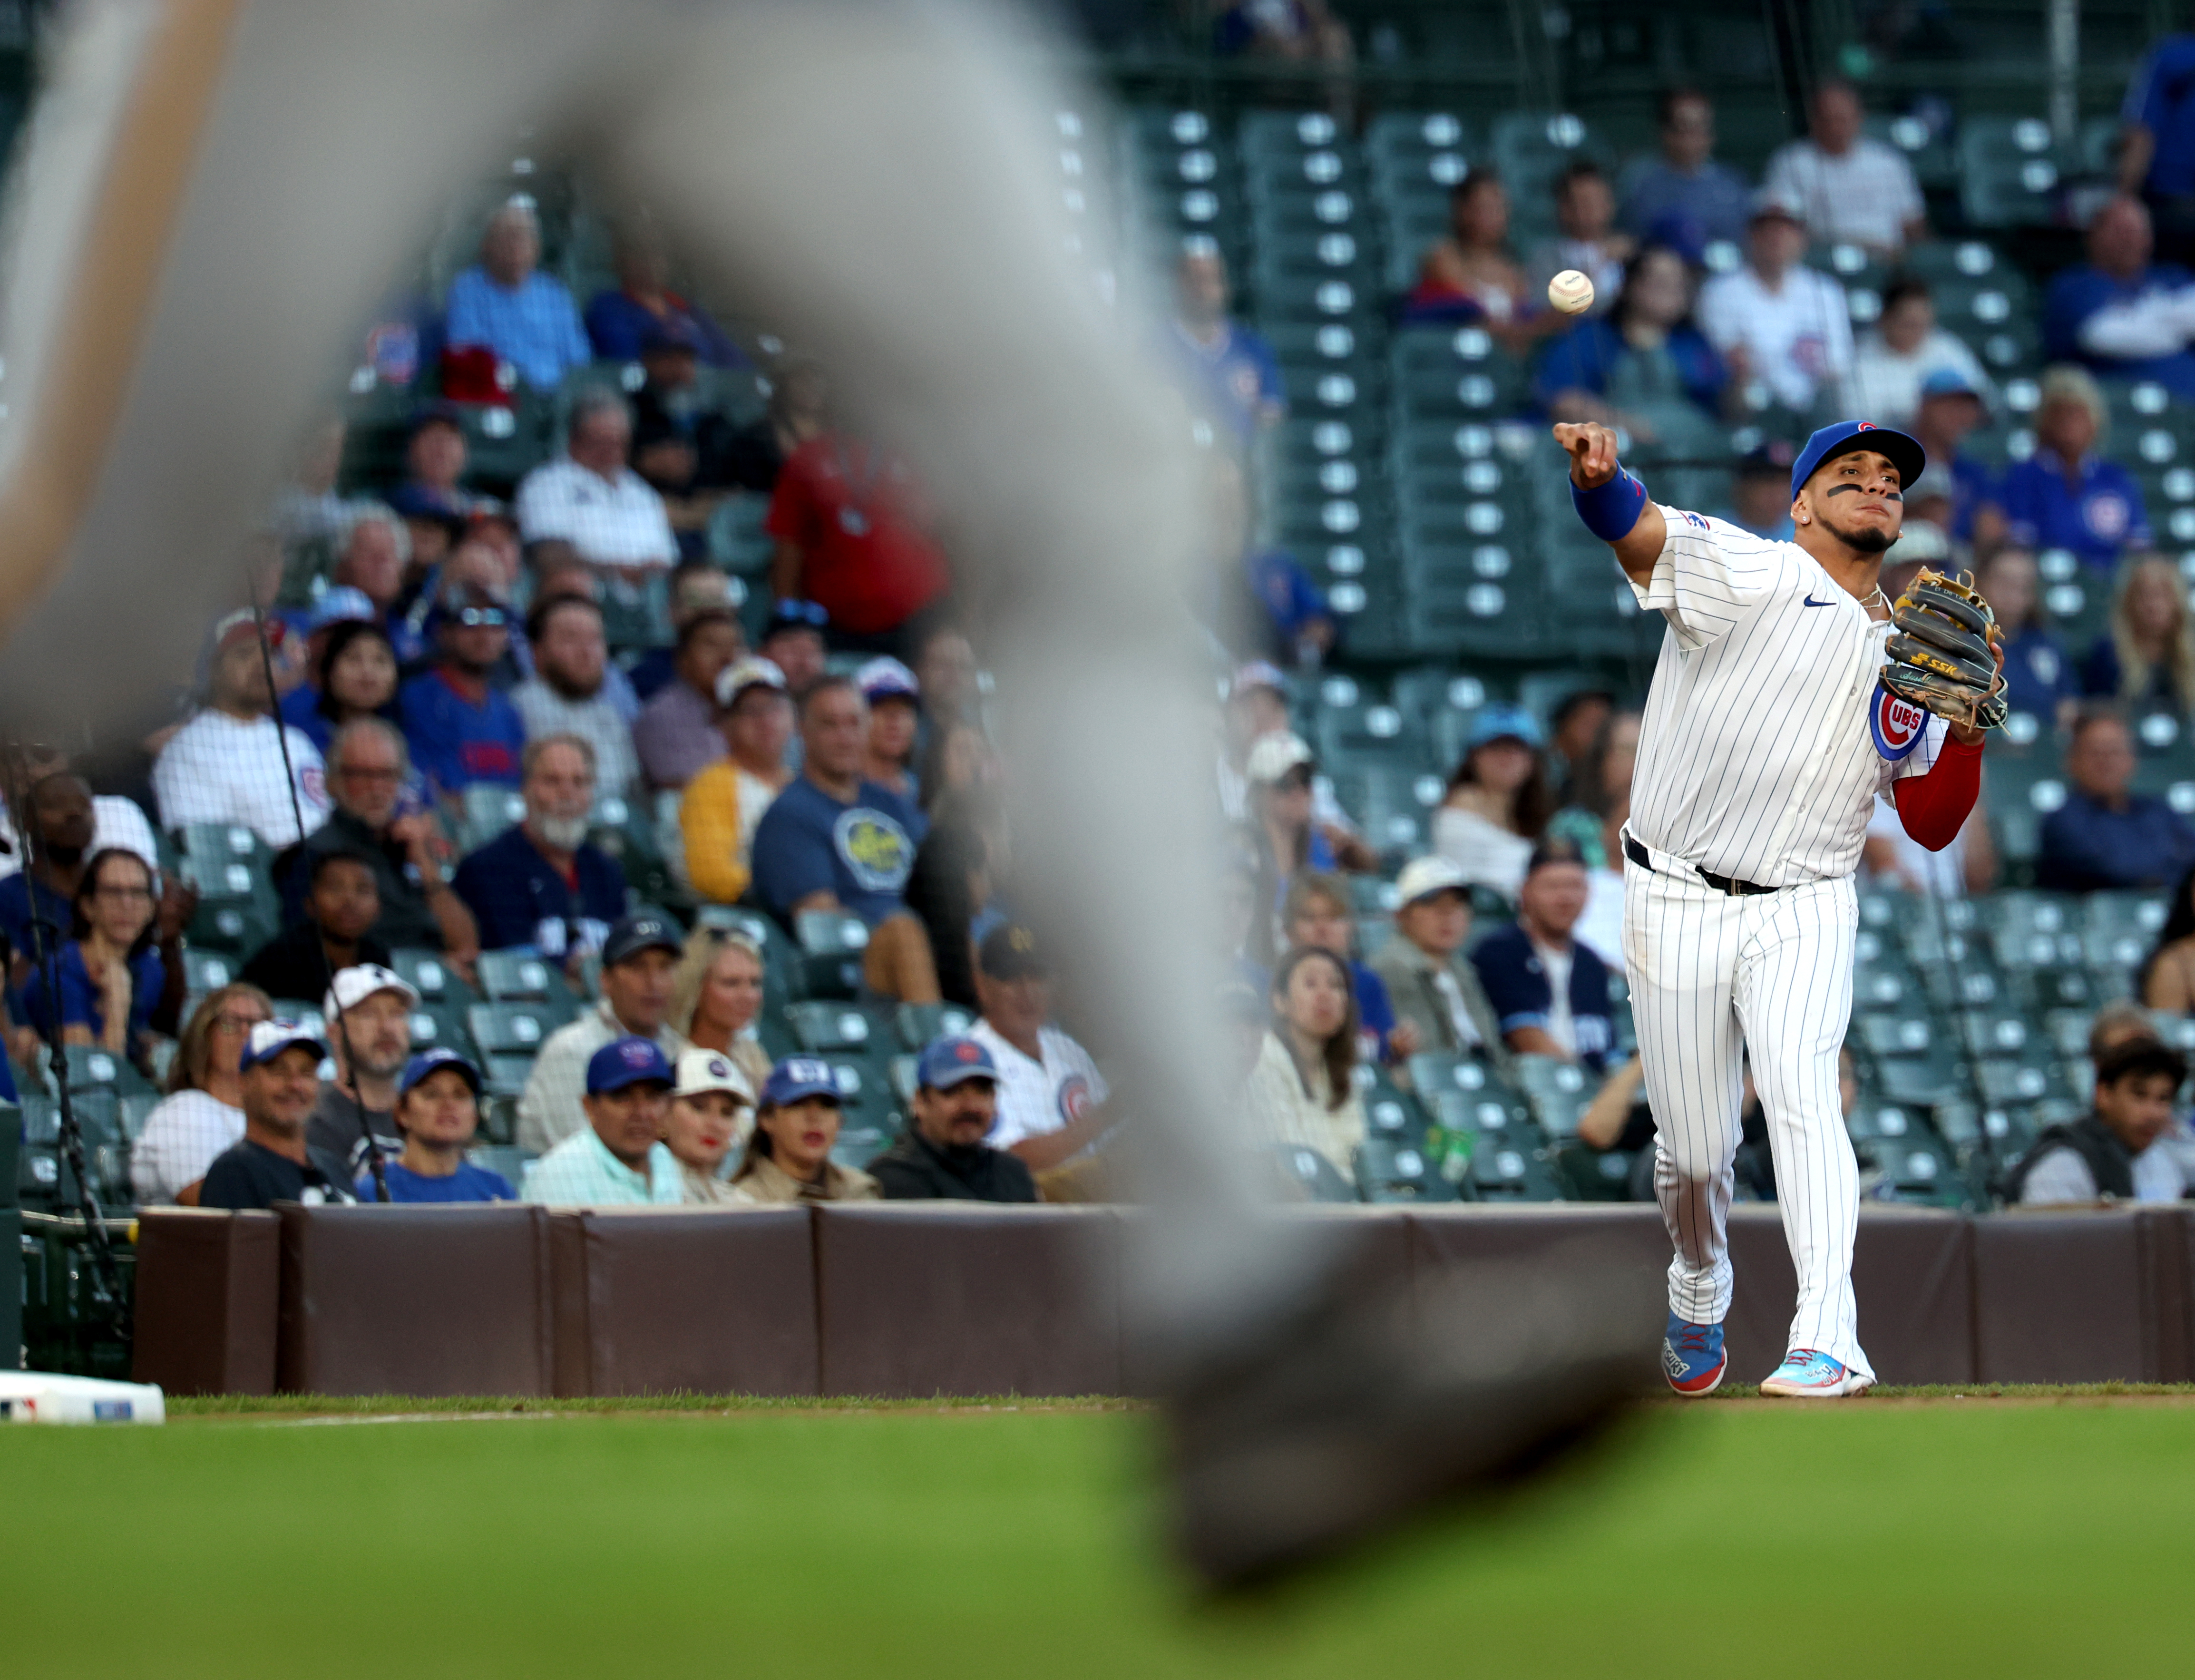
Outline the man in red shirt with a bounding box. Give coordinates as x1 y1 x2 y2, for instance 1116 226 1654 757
766 432 951 644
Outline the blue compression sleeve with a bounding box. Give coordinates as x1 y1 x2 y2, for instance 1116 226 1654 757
1570 468 1648 542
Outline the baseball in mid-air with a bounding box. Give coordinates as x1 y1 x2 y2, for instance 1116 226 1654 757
1547 269 1595 314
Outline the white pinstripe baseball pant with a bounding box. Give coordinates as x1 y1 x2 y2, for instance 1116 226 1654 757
1621 845 1873 1381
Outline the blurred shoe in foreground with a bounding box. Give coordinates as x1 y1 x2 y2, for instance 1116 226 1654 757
1160 1234 1663 1592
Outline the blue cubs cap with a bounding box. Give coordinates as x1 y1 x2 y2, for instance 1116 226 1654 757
397 1046 482 1099
1789 420 1927 504
586 1035 675 1095
241 1019 328 1071
761 1056 843 1108
1465 702 1544 751
916 1034 999 1092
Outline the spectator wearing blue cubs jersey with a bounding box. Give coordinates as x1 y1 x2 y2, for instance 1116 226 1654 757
1994 367 2153 570
398 584 527 794
750 675 939 1002
1471 840 1616 1074
361 1049 513 1204
2042 197 2195 398
1170 240 1285 440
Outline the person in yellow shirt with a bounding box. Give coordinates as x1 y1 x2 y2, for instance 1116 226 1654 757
680 656 796 902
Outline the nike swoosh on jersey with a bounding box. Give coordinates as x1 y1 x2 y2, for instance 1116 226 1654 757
1802 595 1835 606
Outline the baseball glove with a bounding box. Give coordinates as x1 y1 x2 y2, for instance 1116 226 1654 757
1880 567 2009 733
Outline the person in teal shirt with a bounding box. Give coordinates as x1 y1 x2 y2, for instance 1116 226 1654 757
520 1036 684 1205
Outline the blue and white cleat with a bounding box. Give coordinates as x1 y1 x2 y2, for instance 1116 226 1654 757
1759 1349 1873 1398
1660 1313 1727 1397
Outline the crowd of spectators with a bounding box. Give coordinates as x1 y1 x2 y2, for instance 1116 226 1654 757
24 79 2195 1234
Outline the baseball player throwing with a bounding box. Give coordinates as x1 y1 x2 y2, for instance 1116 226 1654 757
1553 417 2005 1397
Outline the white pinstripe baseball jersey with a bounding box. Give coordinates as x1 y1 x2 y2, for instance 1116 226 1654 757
1625 506 1948 888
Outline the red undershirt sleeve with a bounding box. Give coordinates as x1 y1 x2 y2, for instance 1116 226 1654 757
1891 733 1984 852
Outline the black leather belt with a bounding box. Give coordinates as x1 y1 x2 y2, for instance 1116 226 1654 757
1622 833 1776 897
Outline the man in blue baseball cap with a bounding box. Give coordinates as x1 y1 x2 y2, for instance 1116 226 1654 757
516 909 692 1154
520 1035 684 1206
366 1048 514 1204
1554 406 1997 1403
868 1034 1036 1202
200 1021 356 1210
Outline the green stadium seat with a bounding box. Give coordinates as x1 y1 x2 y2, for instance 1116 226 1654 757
1958 117 2073 229
386 947 476 1011
1463 1133 1565 1201
1863 115 1957 193
1512 1053 1592 1139
476 950 563 1002
792 909 868 999
468 1001 564 1095
1550 1139 1636 1201
1270 1142 1359 1202
1353 1136 1459 1202
59 1047 155 1099
180 949 236 995
819 1051 904 1139
784 1000 883 1053
894 1002 976 1052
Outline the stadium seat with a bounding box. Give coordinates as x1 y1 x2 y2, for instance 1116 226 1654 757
1269 1142 1359 1202
784 1000 883 1053
1958 117 2074 229
895 1002 976 1052
1353 1135 1459 1202
476 950 564 1002
468 1001 566 1095
792 909 868 999
1512 1053 1592 1139
385 947 474 1010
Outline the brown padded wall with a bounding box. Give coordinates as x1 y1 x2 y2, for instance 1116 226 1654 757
277 1204 554 1396
815 1204 1123 1397
132 1208 280 1395
1721 1205 1975 1385
1974 1211 2147 1383
568 1207 817 1396
2139 1206 2195 1383
169 1202 2195 1400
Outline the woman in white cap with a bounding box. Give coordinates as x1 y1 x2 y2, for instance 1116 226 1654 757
663 1046 757 1203
729 1057 881 1203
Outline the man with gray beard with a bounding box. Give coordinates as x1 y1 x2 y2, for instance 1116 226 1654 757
452 733 628 961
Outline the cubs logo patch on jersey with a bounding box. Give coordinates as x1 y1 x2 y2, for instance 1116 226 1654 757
1869 681 1927 761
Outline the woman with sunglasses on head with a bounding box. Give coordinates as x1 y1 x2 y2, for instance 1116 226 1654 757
668 924 774 1095
22 848 167 1070
129 982 274 1204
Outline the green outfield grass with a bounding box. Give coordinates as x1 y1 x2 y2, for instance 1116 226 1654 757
7 1397 2192 1678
